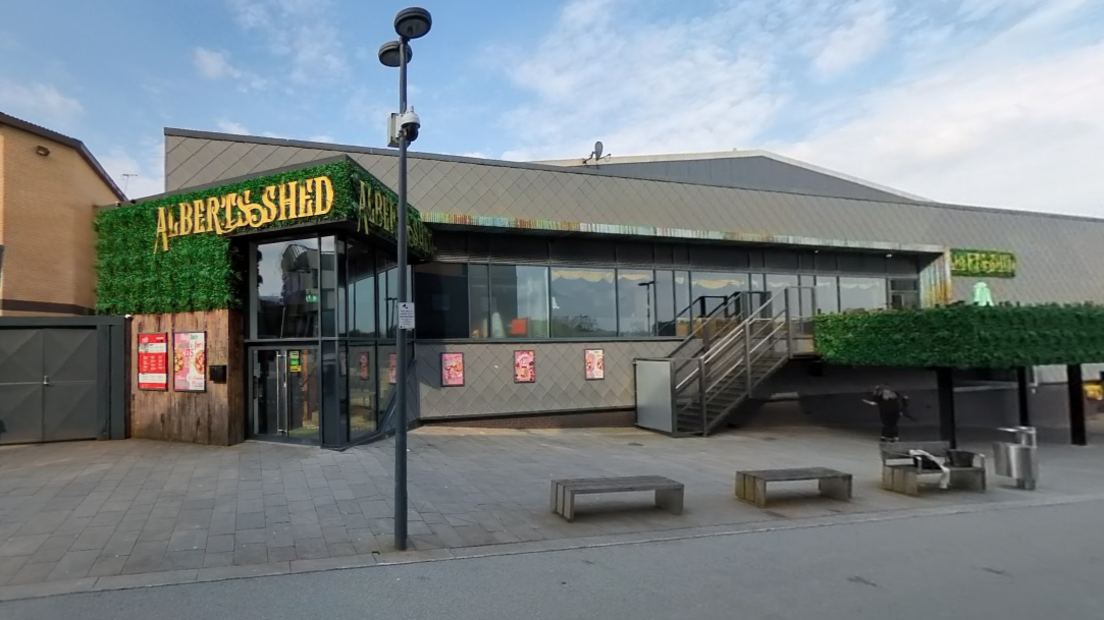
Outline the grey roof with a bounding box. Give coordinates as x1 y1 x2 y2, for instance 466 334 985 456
535 149 931 203
163 127 1104 306
1 111 127 201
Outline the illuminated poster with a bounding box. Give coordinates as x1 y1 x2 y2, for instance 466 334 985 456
389 353 397 384
173 331 207 392
585 349 605 381
514 350 535 383
441 352 465 387
137 333 168 391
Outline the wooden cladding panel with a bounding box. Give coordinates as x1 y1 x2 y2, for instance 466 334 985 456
128 310 244 446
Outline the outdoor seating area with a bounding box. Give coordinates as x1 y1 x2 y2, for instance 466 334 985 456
550 476 685 522
879 441 987 496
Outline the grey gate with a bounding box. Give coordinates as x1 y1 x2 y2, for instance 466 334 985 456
0 317 126 445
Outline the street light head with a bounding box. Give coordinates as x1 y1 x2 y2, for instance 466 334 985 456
378 40 413 68
394 7 432 40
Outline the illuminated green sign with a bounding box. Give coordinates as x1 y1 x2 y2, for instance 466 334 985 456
951 249 1016 278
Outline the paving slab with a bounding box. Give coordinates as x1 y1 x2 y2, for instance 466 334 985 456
0 426 1102 599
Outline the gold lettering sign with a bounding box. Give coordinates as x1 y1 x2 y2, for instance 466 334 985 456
950 249 1016 278
356 180 433 257
154 176 334 252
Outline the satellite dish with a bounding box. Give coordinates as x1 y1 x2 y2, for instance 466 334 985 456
594 141 604 160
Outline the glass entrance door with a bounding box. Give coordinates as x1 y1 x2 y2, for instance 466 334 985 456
251 348 320 445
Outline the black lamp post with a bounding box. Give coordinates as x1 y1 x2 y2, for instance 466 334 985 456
378 6 432 552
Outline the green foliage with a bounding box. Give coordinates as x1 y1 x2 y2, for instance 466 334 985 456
814 303 1104 368
94 159 376 315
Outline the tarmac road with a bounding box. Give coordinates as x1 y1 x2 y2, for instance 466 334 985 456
4 498 1103 620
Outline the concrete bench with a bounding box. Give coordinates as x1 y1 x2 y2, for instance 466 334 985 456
735 467 853 508
880 441 986 496
550 476 684 522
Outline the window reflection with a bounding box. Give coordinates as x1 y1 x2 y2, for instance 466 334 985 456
839 277 887 311
618 269 655 337
255 239 321 339
815 276 839 313
765 274 799 317
489 265 549 338
413 263 469 339
550 268 616 337
468 264 490 338
348 344 375 439
691 272 749 316
348 241 377 338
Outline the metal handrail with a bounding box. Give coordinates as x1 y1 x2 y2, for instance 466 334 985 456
674 294 777 392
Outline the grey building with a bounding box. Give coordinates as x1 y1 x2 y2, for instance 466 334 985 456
164 128 1104 442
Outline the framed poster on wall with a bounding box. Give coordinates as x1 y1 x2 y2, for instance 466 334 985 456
514 350 535 383
137 333 168 391
441 352 465 387
173 331 207 392
584 349 605 381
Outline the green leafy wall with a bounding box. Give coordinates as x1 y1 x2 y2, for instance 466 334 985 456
94 159 378 315
814 304 1104 368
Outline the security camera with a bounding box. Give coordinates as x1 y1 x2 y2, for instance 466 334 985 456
400 109 420 142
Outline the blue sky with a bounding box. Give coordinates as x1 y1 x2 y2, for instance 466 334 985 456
2 0 1103 215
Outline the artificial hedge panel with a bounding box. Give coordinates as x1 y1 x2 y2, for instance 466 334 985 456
95 159 401 315
814 304 1104 368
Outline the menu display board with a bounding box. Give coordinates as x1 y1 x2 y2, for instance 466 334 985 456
137 333 168 391
584 349 605 381
173 331 207 392
514 350 535 383
441 352 465 387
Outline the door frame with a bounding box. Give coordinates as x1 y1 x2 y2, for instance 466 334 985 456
247 344 322 445
0 317 126 444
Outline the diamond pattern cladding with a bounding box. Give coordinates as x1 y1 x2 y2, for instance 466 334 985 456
414 341 678 418
166 134 1104 305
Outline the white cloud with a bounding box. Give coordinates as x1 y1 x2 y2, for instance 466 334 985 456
308 134 334 143
0 80 83 126
217 120 251 135
99 139 165 199
808 0 892 76
227 0 347 84
194 48 239 79
497 0 1104 215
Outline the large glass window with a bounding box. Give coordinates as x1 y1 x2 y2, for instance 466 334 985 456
890 278 921 310
839 277 887 311
320 236 340 337
489 265 550 338
348 241 377 338
674 271 691 337
617 269 655 337
468 264 490 338
815 276 839 314
378 252 398 339
413 263 469 339
691 272 749 316
550 268 616 337
348 344 376 439
255 238 321 339
655 271 675 337
765 274 799 317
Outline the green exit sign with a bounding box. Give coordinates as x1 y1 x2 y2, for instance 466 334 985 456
306 293 319 303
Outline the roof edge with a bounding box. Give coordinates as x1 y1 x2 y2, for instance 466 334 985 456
0 111 127 202
164 127 1104 226
535 148 932 203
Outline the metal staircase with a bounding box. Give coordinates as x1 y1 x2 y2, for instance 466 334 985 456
635 287 815 437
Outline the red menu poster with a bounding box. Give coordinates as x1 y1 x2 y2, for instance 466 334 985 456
137 333 168 391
